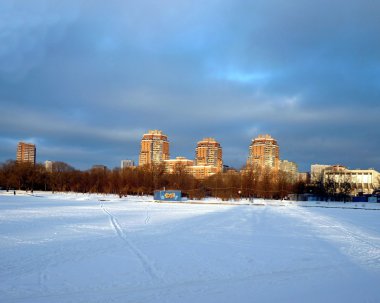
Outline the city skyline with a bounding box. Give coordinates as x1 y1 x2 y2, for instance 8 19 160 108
1 1 379 171
9 132 379 176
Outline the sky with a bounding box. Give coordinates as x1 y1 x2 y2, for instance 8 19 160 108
0 0 379 171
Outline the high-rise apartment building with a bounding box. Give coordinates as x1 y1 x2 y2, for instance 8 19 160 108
195 138 223 172
138 130 170 166
247 134 279 170
16 142 36 165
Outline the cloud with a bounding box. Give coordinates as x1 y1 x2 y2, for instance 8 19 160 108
0 1 80 81
0 0 379 171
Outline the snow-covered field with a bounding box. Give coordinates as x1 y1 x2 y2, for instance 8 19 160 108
1 192 380 303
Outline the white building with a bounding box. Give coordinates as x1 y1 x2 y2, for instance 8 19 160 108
121 160 135 169
280 160 298 182
323 166 380 195
311 164 331 183
45 160 53 173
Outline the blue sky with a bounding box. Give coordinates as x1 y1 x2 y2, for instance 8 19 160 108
0 0 379 171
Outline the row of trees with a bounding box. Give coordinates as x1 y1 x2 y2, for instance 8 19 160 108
3 160 370 201
306 176 353 201
0 160 301 200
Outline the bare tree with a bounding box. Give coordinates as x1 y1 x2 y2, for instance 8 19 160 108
324 175 338 200
337 174 352 201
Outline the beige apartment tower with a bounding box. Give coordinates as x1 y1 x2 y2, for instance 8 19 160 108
195 138 223 172
138 130 170 166
247 134 279 170
16 142 36 165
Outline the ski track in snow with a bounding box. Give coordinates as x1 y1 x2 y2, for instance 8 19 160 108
145 207 151 225
99 201 164 283
277 206 380 271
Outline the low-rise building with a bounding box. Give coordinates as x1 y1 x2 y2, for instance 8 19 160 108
163 157 220 179
323 166 380 195
164 157 194 174
188 165 220 179
121 160 135 169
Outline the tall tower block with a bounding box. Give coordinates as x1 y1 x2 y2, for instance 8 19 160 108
138 130 170 166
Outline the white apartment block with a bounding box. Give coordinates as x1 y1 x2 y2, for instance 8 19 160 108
280 160 298 182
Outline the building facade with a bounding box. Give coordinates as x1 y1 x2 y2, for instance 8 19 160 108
138 130 170 166
247 134 279 170
195 138 223 172
188 165 220 179
280 160 298 182
161 138 223 179
311 164 331 183
298 172 311 183
323 166 380 195
164 157 194 174
45 160 53 173
121 160 135 169
16 142 36 165
163 157 222 179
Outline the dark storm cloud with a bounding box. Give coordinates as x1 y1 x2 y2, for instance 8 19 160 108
0 0 379 170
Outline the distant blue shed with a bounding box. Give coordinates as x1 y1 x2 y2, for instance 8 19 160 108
154 190 182 202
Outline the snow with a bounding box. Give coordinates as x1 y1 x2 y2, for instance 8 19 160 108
1 192 380 303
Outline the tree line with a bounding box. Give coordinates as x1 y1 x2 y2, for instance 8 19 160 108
0 160 304 200
1 160 363 201
303 175 353 201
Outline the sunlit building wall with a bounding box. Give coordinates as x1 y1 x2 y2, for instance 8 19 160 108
139 130 170 166
280 160 298 182
16 142 36 165
311 164 331 183
323 166 380 195
164 157 194 174
247 134 279 170
195 138 223 172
